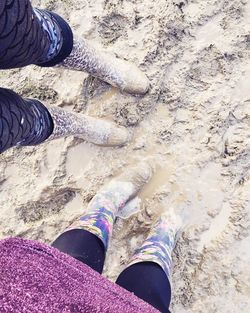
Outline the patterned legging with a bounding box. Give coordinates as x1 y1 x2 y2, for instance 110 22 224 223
0 0 73 153
0 0 73 68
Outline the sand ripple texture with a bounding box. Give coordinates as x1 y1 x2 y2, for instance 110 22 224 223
0 0 249 312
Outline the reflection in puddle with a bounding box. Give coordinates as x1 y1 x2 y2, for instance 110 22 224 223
138 166 173 201
66 143 94 177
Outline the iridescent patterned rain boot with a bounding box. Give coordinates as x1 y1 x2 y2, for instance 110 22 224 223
68 162 152 249
47 106 129 147
127 209 182 281
58 40 150 95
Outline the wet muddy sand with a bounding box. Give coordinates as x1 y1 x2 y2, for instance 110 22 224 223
0 0 249 312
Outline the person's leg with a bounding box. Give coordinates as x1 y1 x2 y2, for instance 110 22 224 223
52 229 105 273
0 0 73 69
52 163 152 272
0 1 148 94
0 88 128 154
0 88 53 153
116 262 171 313
116 210 181 312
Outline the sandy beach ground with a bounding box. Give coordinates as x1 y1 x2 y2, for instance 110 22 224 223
0 0 249 312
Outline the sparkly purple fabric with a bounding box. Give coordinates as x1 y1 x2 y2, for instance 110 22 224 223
0 238 159 313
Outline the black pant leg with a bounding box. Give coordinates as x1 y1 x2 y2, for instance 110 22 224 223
116 262 171 313
52 229 106 274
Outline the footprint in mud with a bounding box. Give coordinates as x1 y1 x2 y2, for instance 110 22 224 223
97 13 128 44
80 75 111 110
185 45 232 90
223 123 250 158
18 80 59 103
15 188 76 223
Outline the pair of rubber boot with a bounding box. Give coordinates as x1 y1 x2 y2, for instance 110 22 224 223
47 40 149 147
67 162 182 283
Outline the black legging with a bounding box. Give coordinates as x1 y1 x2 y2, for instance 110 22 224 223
0 0 73 154
52 229 171 313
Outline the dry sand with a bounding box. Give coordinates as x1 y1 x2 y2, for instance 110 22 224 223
0 0 250 312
